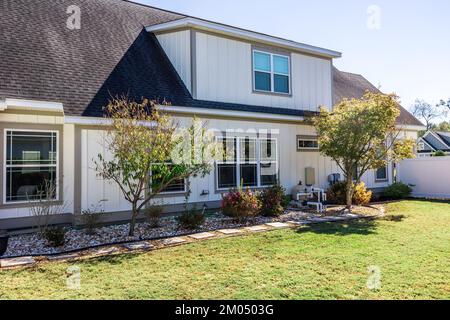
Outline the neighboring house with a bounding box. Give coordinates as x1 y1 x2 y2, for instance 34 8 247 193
417 131 450 157
0 0 424 229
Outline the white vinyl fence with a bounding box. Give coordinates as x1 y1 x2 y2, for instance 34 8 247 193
397 157 450 199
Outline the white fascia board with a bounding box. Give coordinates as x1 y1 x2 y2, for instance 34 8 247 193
64 116 156 127
4 98 64 113
157 105 305 122
0 99 6 111
418 137 436 151
428 130 450 147
65 116 112 126
146 17 342 59
396 124 427 132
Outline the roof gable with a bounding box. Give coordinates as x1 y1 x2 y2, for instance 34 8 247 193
422 131 450 151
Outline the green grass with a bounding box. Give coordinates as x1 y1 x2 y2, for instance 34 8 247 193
1 200 449 300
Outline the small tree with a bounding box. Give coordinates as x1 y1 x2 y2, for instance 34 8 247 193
313 92 414 210
411 99 441 130
95 98 217 236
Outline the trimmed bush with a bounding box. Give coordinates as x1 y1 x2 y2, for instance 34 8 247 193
222 188 261 219
176 207 205 230
433 150 446 157
327 181 372 205
258 185 288 217
383 182 412 200
43 226 66 247
353 182 373 205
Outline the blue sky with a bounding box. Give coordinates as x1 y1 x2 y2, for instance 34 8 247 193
138 0 449 119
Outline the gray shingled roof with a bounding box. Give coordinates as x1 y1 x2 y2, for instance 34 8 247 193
0 0 188 116
333 67 424 126
0 0 425 124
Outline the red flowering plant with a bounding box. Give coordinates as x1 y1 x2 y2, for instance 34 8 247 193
221 185 261 219
258 184 287 217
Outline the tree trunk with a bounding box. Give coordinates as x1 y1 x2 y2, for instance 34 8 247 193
129 202 138 236
346 175 353 212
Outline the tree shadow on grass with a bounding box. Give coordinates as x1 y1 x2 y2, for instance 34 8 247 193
381 214 407 222
79 252 142 266
295 219 379 236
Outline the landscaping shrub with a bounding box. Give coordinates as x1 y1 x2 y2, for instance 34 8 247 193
327 181 372 205
258 185 288 217
77 207 104 235
383 182 412 200
176 206 205 230
222 188 261 219
352 182 372 205
145 205 164 228
433 150 446 157
43 226 66 247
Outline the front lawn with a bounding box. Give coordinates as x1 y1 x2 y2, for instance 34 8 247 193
1 200 449 299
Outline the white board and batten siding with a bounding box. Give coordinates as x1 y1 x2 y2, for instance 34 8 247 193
194 32 332 111
156 30 332 112
398 158 450 199
156 30 192 94
79 117 388 212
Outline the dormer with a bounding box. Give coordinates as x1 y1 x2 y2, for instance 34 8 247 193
146 17 341 112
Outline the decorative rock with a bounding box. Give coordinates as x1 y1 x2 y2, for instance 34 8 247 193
307 217 330 223
47 253 79 261
326 216 346 221
91 247 120 256
216 229 243 235
342 214 360 219
286 220 312 225
162 237 188 245
0 256 35 268
188 232 216 240
265 222 290 228
244 225 269 232
122 242 153 251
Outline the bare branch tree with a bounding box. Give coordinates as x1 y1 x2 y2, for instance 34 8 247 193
411 99 442 130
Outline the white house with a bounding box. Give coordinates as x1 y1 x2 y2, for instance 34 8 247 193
0 0 424 229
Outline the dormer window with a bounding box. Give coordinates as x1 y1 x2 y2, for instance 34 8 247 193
253 50 290 94
417 142 425 151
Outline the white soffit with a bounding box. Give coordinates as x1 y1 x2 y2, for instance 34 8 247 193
146 17 342 59
2 98 64 113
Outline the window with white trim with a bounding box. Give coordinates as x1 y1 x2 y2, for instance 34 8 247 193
5 130 58 203
150 163 187 194
253 50 290 94
216 137 278 190
417 142 425 151
297 137 319 151
375 166 388 181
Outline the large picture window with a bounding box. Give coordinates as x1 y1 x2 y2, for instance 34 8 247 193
253 50 290 94
4 130 58 203
216 137 278 190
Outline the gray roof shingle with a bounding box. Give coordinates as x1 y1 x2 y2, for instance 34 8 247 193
333 67 424 126
0 0 425 126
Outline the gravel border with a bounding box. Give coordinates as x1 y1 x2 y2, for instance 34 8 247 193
1 206 385 261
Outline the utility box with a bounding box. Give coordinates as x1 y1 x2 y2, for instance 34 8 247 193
305 167 316 186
